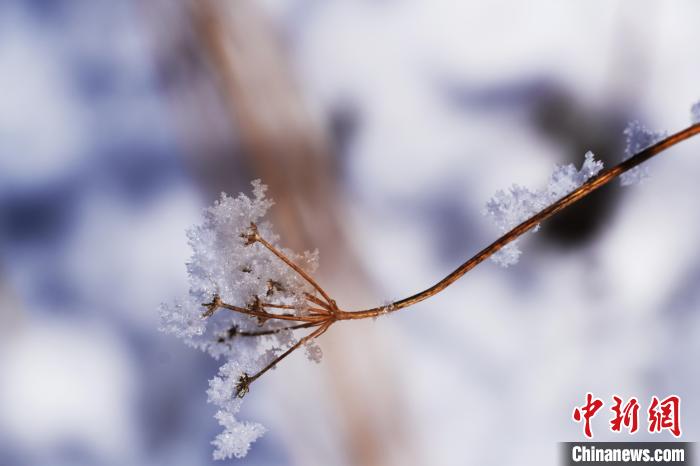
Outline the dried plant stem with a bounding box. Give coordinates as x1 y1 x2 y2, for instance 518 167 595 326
339 123 700 320
304 292 333 311
262 302 331 317
206 123 700 395
205 297 325 323
254 233 335 307
238 322 320 337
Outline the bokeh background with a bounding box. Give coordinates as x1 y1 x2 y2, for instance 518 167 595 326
1 1 699 465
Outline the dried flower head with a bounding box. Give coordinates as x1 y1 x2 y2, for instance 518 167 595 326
160 180 331 459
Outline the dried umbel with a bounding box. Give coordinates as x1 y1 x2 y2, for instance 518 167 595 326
160 181 334 458
161 105 700 459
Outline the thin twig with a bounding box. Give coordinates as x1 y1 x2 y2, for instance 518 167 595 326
260 302 298 310
255 233 335 306
338 123 700 320
261 301 330 317
212 123 700 392
238 321 332 394
215 300 324 323
304 292 333 311
238 321 321 337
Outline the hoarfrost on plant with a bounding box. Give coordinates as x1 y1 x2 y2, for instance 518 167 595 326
159 180 324 459
484 151 603 267
620 121 666 186
304 340 323 364
208 362 266 460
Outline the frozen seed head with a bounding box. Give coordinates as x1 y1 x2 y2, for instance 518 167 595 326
160 179 319 356
484 151 603 267
620 121 666 186
160 180 323 459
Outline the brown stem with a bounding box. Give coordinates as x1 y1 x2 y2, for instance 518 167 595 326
255 234 335 305
338 123 700 320
260 302 298 310
304 292 333 311
261 302 330 317
216 300 324 323
238 321 320 337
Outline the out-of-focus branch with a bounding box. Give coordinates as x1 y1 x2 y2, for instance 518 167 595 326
192 0 339 254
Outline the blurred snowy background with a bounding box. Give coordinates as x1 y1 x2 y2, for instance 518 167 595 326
1 1 699 465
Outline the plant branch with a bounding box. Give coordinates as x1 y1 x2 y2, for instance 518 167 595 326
238 321 320 337
203 295 324 323
209 123 700 394
338 123 700 320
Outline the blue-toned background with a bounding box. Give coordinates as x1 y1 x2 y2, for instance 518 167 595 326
1 1 699 465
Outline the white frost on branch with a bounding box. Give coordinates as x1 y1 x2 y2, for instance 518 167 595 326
159 180 322 459
484 151 603 267
207 362 266 460
620 121 666 186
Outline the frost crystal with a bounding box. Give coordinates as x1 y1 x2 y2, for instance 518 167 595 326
620 121 666 186
160 180 321 459
692 101 700 125
304 340 323 363
484 151 603 267
208 362 266 460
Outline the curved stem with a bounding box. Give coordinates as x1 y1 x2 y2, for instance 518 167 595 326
238 321 320 337
338 123 700 320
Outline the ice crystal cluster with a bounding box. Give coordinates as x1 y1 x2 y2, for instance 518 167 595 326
484 151 604 267
160 180 321 459
620 121 666 186
692 101 700 125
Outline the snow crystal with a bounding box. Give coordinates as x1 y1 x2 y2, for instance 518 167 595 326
492 242 522 268
207 362 266 460
158 298 205 339
484 151 603 267
692 101 700 125
211 410 266 460
620 121 666 186
304 340 323 363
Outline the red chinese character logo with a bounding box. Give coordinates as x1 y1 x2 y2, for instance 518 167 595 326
573 393 603 438
610 396 639 433
648 395 681 437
